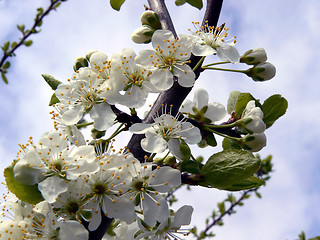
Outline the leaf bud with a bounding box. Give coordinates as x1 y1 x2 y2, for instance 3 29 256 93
73 56 89 72
240 48 267 65
242 133 267 152
131 25 154 44
245 62 276 81
140 10 161 29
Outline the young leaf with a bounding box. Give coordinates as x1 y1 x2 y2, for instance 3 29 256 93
49 93 60 106
180 160 200 174
234 92 255 118
262 94 288 128
175 0 186 6
223 176 265 191
42 74 62 90
200 149 261 189
1 72 8 84
4 166 44 204
23 40 33 47
1 40 10 52
227 91 241 114
186 0 203 10
110 0 126 11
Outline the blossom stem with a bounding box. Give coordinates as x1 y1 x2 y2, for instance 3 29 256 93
202 66 246 73
105 123 126 142
193 56 206 72
204 127 241 141
202 61 230 67
76 121 94 128
203 122 237 129
148 153 157 162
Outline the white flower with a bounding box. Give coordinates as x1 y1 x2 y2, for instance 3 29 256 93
51 103 86 145
135 30 196 89
55 67 116 131
109 48 160 108
136 205 193 239
180 88 226 123
188 22 240 63
240 48 268 65
242 133 267 152
84 153 136 230
240 100 266 133
13 131 99 203
127 160 181 226
129 113 201 156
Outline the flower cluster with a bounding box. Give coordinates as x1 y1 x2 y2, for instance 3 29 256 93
1 17 278 240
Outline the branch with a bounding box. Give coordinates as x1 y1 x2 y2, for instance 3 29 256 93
127 0 224 162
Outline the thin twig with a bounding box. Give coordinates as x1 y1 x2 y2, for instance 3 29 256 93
0 0 65 73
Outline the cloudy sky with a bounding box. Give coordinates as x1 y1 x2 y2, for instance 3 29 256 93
1 0 320 239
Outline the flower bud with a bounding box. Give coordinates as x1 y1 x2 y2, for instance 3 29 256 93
73 57 88 72
131 25 155 44
245 62 276 81
86 50 98 61
242 133 267 152
240 48 267 65
140 10 161 29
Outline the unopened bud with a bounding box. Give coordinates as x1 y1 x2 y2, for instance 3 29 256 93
131 25 154 44
163 156 177 165
73 57 88 72
140 10 161 29
86 50 98 61
242 133 267 152
240 48 267 65
245 62 276 81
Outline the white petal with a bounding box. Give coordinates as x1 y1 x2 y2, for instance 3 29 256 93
141 132 168 153
174 65 196 87
38 176 67 203
149 69 174 91
103 196 136 224
143 193 169 226
192 43 216 56
217 43 240 63
171 205 194 228
129 123 153 134
149 165 181 192
61 106 85 125
205 102 227 122
168 138 184 160
152 30 175 50
194 88 209 109
90 103 116 131
59 220 89 240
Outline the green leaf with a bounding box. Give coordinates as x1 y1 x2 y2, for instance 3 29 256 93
227 91 241 114
17 24 25 32
222 138 241 150
179 141 191 161
217 202 225 215
110 0 126 11
261 94 288 128
175 0 186 6
4 166 44 204
1 72 8 84
11 41 18 49
223 176 265 191
234 93 255 118
3 61 10 69
1 40 10 52
206 133 217 147
180 160 200 174
185 0 203 9
42 74 62 90
49 93 60 106
23 40 33 47
201 149 261 189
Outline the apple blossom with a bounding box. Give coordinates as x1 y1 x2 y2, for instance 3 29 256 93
135 30 196 89
129 113 201 156
188 21 240 63
180 88 226 123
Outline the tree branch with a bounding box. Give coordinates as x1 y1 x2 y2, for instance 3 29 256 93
127 0 224 162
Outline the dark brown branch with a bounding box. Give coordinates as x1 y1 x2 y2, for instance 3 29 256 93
127 0 224 162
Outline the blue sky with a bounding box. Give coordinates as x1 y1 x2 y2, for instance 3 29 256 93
1 0 320 239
